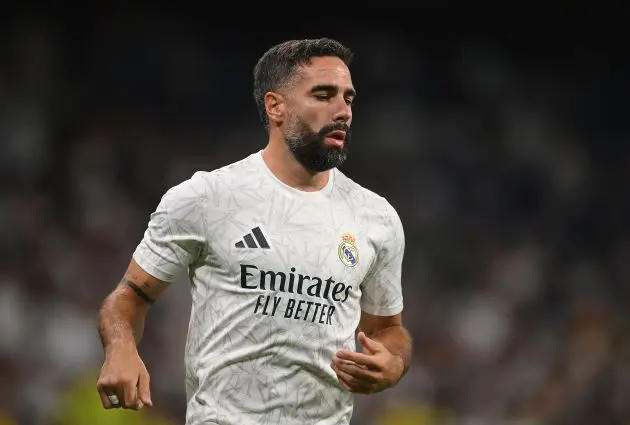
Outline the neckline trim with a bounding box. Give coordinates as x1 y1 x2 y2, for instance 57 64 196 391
255 150 335 199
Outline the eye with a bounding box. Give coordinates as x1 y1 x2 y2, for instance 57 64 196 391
345 97 354 106
314 93 329 101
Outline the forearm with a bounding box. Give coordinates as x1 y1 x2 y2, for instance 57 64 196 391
98 286 148 353
365 325 412 375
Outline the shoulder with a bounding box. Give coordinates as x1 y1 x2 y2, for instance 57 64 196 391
334 169 403 229
162 152 260 203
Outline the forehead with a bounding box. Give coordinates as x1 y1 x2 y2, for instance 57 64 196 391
294 56 353 89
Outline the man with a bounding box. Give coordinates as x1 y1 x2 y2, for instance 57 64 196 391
96 37 412 425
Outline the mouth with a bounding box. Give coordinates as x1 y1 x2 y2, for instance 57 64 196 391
324 130 346 147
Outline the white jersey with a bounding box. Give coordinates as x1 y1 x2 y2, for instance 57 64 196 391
133 151 405 425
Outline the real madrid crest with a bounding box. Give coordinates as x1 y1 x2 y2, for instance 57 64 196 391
338 233 359 267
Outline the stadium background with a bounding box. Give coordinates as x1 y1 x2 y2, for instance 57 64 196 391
1 5 629 425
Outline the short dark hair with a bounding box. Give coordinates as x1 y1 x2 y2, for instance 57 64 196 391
252 38 354 131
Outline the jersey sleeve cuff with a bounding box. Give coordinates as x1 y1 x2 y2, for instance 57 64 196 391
360 302 404 317
132 249 179 283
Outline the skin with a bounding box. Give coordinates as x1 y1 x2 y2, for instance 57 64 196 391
261 56 355 191
96 259 165 409
96 55 412 410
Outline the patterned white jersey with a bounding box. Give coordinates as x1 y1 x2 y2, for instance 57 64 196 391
133 150 405 425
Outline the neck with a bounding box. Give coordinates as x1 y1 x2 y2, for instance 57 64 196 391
261 135 330 192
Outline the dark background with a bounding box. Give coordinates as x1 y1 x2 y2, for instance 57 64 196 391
1 5 629 425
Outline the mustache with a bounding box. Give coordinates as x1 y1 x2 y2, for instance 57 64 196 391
318 122 350 137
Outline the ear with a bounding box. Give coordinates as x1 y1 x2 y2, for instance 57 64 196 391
264 92 285 126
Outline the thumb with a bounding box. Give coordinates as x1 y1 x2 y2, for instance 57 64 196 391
358 331 382 354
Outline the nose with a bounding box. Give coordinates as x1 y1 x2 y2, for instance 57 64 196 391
332 98 352 125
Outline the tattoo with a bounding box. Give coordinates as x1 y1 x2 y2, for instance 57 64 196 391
122 278 155 305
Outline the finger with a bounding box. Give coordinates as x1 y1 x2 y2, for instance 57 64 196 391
331 362 355 392
123 379 138 409
333 357 378 383
114 386 128 409
332 361 369 391
331 362 353 392
332 357 364 372
337 374 354 392
109 393 123 409
97 380 120 409
96 380 110 408
332 363 372 394
336 351 379 369
97 388 115 409
358 332 383 354
138 372 153 407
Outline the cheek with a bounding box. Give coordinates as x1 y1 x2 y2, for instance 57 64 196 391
298 100 328 121
289 108 322 132
301 109 328 132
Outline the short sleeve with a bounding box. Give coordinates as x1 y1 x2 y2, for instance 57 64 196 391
133 175 207 283
360 201 405 316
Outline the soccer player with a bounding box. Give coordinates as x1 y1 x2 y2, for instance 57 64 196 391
96 37 412 425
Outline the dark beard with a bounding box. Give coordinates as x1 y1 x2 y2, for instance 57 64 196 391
286 118 351 172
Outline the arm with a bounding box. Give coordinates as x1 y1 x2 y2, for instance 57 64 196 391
359 311 413 378
99 171 208 351
97 258 169 352
97 174 207 410
332 201 410 393
96 259 168 410
331 312 413 393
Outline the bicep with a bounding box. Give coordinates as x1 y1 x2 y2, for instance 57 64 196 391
359 311 402 336
115 258 170 305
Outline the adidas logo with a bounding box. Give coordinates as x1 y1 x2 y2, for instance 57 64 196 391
235 226 270 249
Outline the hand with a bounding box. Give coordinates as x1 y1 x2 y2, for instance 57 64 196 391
96 345 153 410
331 331 404 394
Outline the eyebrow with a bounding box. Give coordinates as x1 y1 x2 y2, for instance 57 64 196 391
310 84 357 98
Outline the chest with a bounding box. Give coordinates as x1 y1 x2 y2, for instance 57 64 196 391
204 192 379 294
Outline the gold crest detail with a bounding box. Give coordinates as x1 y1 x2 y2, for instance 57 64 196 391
338 233 359 267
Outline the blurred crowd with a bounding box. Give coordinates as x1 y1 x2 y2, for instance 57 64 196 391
1 10 629 425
